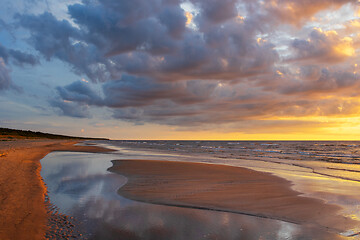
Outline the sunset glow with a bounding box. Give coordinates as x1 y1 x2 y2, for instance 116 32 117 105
185 11 193 25
1 0 360 140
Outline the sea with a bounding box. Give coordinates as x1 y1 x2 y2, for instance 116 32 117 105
40 140 360 240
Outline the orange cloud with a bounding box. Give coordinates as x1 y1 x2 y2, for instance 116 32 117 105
333 36 355 57
265 0 352 26
185 11 193 26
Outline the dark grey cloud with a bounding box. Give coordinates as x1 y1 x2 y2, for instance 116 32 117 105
17 0 280 83
0 44 39 91
289 28 355 64
158 5 187 39
103 75 218 107
50 99 91 118
16 12 79 61
8 49 39 66
0 44 39 66
51 75 314 126
0 46 8 62
95 0 182 25
113 95 357 128
56 80 103 105
16 11 116 82
280 68 359 96
18 0 353 84
192 0 238 25
52 74 219 117
67 3 179 56
52 65 360 125
16 12 112 82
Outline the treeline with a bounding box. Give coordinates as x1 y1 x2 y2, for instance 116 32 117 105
0 127 109 140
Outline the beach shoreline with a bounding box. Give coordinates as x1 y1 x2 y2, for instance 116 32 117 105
109 159 358 237
1 139 358 239
0 139 114 240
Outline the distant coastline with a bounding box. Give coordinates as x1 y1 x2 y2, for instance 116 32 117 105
0 127 109 141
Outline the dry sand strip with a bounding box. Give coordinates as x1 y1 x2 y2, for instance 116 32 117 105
109 159 359 236
0 140 114 240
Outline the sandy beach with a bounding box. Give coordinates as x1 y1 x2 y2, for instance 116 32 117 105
0 140 113 240
109 159 358 236
1 140 358 239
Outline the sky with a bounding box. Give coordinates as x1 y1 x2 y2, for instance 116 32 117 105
0 0 360 140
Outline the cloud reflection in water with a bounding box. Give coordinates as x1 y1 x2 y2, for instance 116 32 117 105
41 151 340 240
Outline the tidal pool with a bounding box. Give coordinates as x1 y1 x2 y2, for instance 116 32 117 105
40 150 341 240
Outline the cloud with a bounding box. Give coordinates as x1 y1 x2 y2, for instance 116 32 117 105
16 12 78 60
16 12 114 82
56 80 103 105
50 99 91 118
102 76 189 108
52 63 360 127
289 28 355 64
55 74 218 108
280 67 358 95
17 0 280 83
51 75 349 127
0 44 39 66
261 0 352 26
12 0 360 131
0 44 39 91
17 0 355 84
0 58 12 91
158 5 187 38
7 49 39 66
192 0 238 24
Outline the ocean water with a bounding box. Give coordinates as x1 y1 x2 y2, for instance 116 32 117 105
40 141 360 239
108 140 360 163
104 140 360 182
99 140 360 236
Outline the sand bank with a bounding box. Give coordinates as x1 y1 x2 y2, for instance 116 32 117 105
0 140 113 240
109 159 358 235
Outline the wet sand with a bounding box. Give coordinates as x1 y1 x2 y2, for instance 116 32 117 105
109 159 358 236
2 140 358 239
0 140 113 240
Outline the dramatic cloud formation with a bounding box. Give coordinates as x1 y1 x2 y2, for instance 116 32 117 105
17 0 279 83
1 0 360 138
